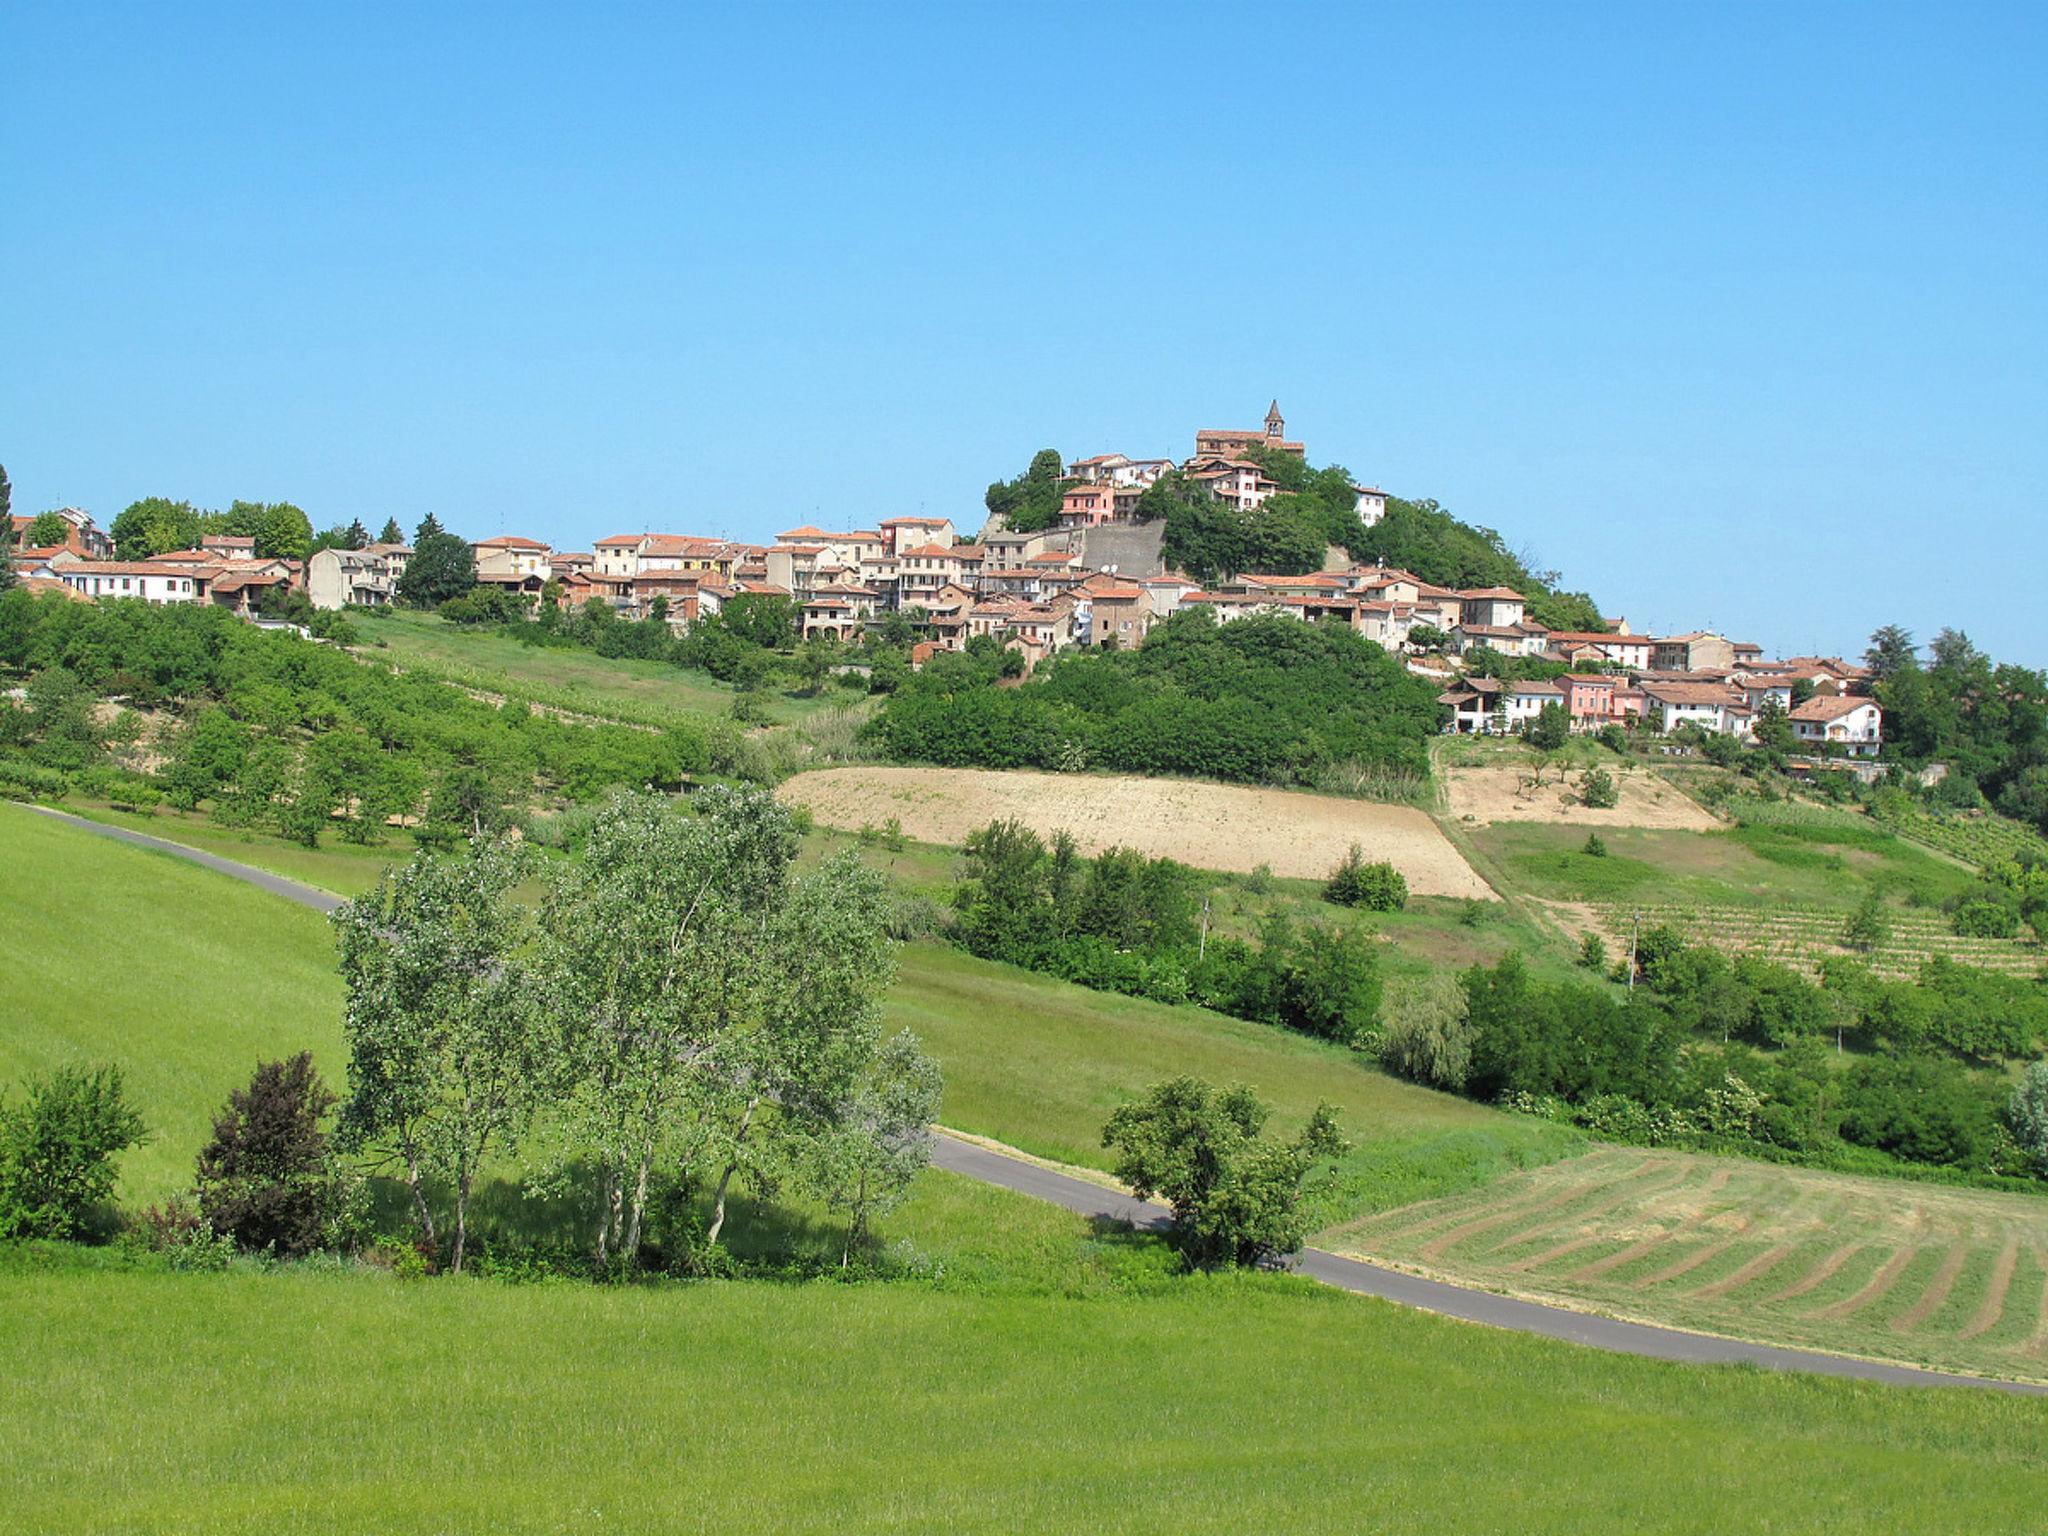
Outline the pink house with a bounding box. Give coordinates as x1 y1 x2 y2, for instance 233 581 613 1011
1564 672 1645 731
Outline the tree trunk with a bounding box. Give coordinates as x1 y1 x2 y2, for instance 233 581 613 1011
622 1149 653 1260
404 1152 435 1246
451 1167 473 1274
704 1097 759 1248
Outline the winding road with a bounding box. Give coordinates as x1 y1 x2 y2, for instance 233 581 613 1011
27 803 2046 1397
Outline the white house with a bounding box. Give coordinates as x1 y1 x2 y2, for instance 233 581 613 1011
1791 696 1883 757
55 562 206 604
1437 677 1566 734
1639 681 1744 735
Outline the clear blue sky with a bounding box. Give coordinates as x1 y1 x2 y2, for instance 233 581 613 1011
4 2 2043 662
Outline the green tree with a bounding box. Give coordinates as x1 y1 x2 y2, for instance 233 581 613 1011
808 1030 941 1266
1377 974 1473 1090
984 448 1070 533
1864 624 1918 682
1752 694 1795 755
535 787 897 1263
1580 766 1619 808
26 511 68 547
1843 889 1891 953
0 1064 147 1240
248 501 313 562
0 461 9 522
1525 700 1570 751
1102 1077 1347 1268
2009 1061 2048 1176
332 836 540 1271
110 497 201 558
377 517 404 545
194 1053 341 1258
396 515 475 607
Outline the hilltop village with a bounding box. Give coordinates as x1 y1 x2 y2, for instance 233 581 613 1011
7 403 1881 756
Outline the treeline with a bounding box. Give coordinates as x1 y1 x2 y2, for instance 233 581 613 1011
953 821 1384 1046
1354 495 1604 633
1380 926 2048 1184
871 608 1442 792
5 791 938 1280
1865 625 2048 837
0 589 726 843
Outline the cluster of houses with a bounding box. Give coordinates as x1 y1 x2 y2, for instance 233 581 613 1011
4 404 1886 755
9 512 313 617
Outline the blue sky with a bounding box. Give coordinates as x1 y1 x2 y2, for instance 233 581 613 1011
4 2 2043 662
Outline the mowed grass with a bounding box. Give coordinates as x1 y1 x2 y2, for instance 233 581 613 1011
354 606 832 726
7 1237 2048 1533
890 943 1580 1229
0 806 345 1202
1474 819 1980 912
1334 1147 2048 1384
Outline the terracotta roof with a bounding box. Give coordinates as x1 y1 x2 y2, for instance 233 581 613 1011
474 535 549 549
881 515 951 527
595 534 644 548
1640 682 1740 706
1792 695 1877 722
17 576 91 603
1458 586 1526 601
899 543 958 560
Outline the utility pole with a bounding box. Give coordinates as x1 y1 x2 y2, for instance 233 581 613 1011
1199 895 1211 962
1627 910 1641 993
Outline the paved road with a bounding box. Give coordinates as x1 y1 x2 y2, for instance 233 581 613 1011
22 805 346 914
23 803 2044 1396
934 1137 2047 1395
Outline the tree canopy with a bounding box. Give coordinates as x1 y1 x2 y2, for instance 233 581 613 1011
984 449 1071 534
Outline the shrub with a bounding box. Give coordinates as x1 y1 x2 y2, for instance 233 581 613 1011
1580 767 1618 809
1579 933 1607 970
0 1064 147 1240
1952 899 2020 939
1323 844 1408 911
1843 890 1891 952
1101 1077 1347 1268
1839 1055 2000 1169
193 1053 342 1258
1582 833 1608 858
1377 974 1473 1091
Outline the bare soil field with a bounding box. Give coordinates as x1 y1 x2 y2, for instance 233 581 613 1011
1442 759 1719 831
781 766 1497 898
1330 1145 2048 1383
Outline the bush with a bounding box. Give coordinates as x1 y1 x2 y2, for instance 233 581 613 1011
2010 1061 2048 1177
193 1053 343 1258
1843 890 1891 952
1323 844 1408 911
1582 833 1608 858
1952 899 2020 939
1580 767 1618 809
0 1064 147 1240
1579 932 1607 970
1838 1055 2000 1169
1101 1077 1347 1268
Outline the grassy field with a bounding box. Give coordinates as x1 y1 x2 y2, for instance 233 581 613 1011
1333 1147 2048 1384
0 806 346 1202
352 606 840 727
891 943 1580 1228
7 1225 2048 1533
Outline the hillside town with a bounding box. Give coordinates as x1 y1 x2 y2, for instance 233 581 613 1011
5 403 1884 758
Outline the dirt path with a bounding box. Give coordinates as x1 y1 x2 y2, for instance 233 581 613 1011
781 765 1497 897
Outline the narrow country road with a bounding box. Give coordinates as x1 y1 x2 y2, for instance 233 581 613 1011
24 803 2045 1397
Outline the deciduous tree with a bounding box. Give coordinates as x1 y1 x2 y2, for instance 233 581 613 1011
333 836 540 1271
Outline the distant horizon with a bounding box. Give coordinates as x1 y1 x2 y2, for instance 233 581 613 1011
4 2 2042 667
